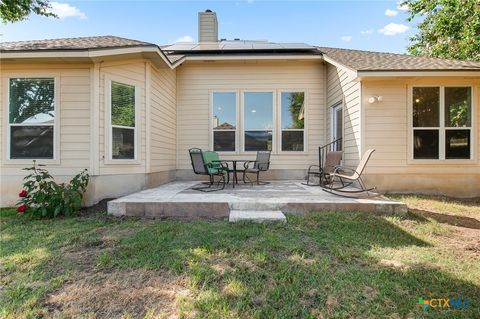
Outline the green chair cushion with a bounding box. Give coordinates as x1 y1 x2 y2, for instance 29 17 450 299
203 151 225 175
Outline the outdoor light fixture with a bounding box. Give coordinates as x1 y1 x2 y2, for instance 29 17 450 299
368 95 383 104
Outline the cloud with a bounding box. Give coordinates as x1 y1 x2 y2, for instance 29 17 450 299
385 9 398 17
378 23 409 36
175 35 194 43
361 29 374 35
49 2 87 19
396 2 410 11
341 35 352 42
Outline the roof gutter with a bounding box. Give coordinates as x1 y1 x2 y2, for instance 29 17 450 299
173 54 323 64
0 45 174 69
357 70 480 79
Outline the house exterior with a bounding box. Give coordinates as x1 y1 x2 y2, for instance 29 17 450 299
1 10 479 207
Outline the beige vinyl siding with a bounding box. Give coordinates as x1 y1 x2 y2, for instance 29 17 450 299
150 64 177 172
176 60 326 170
0 62 92 175
98 60 147 175
363 77 480 175
326 64 361 168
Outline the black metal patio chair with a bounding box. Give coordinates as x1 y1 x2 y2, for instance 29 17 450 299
243 150 271 185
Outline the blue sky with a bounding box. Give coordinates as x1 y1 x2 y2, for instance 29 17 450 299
0 0 416 53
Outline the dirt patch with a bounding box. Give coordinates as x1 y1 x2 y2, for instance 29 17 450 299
44 269 190 319
78 199 113 217
42 224 191 319
444 227 480 258
325 295 339 311
378 259 411 271
363 286 378 301
407 207 480 257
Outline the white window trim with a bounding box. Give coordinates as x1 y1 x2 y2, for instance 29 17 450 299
209 90 240 154
278 90 307 153
330 100 343 147
408 85 476 164
104 77 141 165
3 74 60 165
241 90 276 153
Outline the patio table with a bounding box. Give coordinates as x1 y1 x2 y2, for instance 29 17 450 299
214 159 250 188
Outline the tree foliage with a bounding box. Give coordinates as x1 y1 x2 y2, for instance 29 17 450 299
111 82 135 127
0 0 57 23
287 92 305 129
403 0 480 61
9 78 55 124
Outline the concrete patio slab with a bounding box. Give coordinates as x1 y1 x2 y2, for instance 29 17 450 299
229 210 287 223
107 180 408 218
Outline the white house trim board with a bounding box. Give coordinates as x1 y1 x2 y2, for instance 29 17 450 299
183 54 323 62
90 63 101 175
145 61 152 172
358 71 480 79
1 46 173 69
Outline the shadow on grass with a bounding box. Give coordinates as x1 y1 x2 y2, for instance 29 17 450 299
108 212 479 318
409 208 480 229
390 193 480 208
1 209 478 318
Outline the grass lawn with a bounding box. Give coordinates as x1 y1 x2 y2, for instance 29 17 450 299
1 196 479 318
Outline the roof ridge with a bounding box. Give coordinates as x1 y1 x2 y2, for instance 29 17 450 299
0 35 155 46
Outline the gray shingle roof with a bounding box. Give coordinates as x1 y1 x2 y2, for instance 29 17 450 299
318 47 480 72
2 35 480 72
0 35 155 51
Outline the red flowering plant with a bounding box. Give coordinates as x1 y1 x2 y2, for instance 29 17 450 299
17 161 89 218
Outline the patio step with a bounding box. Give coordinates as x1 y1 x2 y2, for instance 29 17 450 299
229 210 287 223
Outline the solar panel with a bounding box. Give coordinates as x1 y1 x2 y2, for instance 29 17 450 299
195 43 224 50
164 41 316 52
279 43 315 49
163 43 198 51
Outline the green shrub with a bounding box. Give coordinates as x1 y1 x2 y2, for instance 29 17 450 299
16 161 89 218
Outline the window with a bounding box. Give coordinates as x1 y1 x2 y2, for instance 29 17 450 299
331 102 343 151
281 92 305 151
212 92 236 152
412 86 472 160
111 81 136 160
243 92 273 151
8 78 55 159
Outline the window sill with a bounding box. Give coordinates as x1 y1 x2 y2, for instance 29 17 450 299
407 158 477 165
103 159 142 165
3 158 60 166
278 151 307 154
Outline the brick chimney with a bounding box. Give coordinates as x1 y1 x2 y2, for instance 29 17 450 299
198 10 218 42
